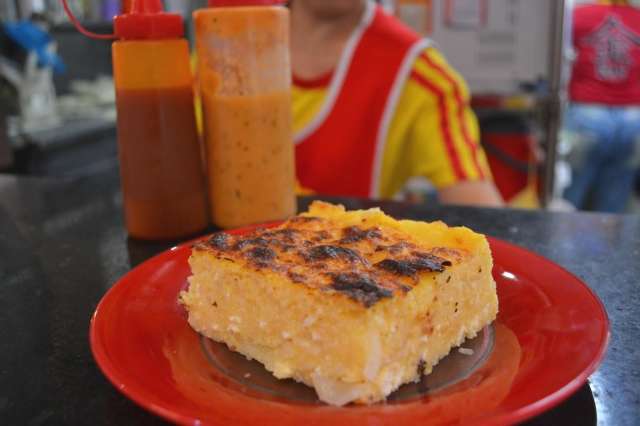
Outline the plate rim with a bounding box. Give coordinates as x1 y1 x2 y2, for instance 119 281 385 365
90 232 610 426
478 237 610 425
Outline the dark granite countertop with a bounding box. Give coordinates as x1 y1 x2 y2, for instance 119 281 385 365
0 172 638 425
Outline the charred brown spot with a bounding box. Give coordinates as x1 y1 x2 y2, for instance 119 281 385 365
327 272 392 307
208 233 230 250
246 246 276 264
287 271 307 283
412 251 452 268
375 253 450 278
410 257 448 272
446 276 451 283
340 226 383 244
375 259 418 277
312 230 332 242
305 245 364 263
399 284 412 293
234 237 269 250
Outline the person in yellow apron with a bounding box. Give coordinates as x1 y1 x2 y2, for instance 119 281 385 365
291 0 503 206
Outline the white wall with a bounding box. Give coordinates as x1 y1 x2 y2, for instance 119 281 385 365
571 0 596 5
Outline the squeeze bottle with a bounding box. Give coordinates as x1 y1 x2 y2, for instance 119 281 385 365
63 0 209 240
194 0 296 229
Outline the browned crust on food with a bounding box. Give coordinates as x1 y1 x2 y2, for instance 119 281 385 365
193 217 462 307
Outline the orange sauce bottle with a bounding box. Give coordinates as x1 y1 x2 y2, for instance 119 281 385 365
111 1 209 240
194 0 296 229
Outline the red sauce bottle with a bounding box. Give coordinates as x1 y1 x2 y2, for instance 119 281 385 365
63 0 209 240
112 1 209 240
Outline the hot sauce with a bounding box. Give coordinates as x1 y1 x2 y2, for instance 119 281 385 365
112 8 209 240
62 0 209 239
201 91 295 228
115 84 208 239
195 2 296 229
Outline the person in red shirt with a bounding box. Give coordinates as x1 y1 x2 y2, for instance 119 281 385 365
564 0 640 212
290 0 503 206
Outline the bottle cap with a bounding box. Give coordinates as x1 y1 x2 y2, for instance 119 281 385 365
115 0 184 40
207 0 286 6
61 0 183 40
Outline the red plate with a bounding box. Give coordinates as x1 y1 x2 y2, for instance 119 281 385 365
90 230 609 426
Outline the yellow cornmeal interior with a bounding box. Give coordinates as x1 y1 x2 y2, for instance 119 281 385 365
180 202 498 405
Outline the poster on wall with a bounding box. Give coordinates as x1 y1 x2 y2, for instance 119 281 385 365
445 0 488 30
395 0 434 35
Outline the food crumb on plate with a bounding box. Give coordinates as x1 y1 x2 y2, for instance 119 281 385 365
458 347 474 356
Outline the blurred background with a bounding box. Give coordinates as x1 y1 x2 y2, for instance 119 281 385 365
0 0 638 212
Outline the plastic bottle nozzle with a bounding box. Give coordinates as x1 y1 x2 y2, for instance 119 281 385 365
61 0 183 41
114 0 183 40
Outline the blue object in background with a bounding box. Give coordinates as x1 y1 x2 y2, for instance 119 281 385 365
2 21 66 74
101 0 120 21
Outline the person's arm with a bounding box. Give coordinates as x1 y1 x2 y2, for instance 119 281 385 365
405 47 504 207
438 180 504 207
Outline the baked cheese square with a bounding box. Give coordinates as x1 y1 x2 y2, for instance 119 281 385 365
180 201 498 405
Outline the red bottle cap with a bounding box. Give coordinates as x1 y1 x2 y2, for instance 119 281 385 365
114 0 184 40
207 0 286 6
